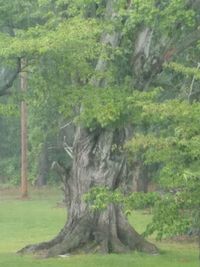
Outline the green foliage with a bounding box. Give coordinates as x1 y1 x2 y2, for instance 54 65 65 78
145 195 191 240
0 18 100 58
84 187 160 212
0 158 20 185
166 62 200 80
77 87 128 128
77 87 161 128
126 99 200 185
126 192 161 210
0 0 102 185
0 114 20 184
0 103 19 116
122 0 195 34
84 187 113 210
125 73 200 239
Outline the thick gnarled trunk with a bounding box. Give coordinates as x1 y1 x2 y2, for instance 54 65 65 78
19 0 159 257
19 127 158 257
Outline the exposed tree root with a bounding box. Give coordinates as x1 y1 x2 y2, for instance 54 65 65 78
18 127 159 258
18 205 158 257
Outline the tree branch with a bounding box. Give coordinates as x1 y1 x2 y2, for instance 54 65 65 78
0 58 21 97
63 136 73 159
188 62 200 102
176 29 200 55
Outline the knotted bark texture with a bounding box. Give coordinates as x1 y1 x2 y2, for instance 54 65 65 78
18 127 158 257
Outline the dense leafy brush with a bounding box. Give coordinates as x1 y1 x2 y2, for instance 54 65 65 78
84 187 160 212
126 192 161 210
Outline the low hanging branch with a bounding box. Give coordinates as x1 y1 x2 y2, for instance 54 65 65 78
63 136 73 159
60 121 72 130
175 29 200 56
163 29 200 63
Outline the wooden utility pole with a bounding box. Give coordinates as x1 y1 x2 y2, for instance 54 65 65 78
20 58 28 198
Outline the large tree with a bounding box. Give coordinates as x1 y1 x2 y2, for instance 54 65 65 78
1 0 200 257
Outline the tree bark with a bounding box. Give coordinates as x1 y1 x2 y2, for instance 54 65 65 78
20 58 28 198
19 127 158 257
0 58 21 97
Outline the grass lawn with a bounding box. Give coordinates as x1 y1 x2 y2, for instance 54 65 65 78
0 186 198 267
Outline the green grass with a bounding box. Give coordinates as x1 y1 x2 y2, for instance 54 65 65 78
0 186 198 267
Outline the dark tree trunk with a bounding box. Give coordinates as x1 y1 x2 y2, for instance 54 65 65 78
20 58 28 198
130 163 150 193
35 142 49 187
19 127 158 257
